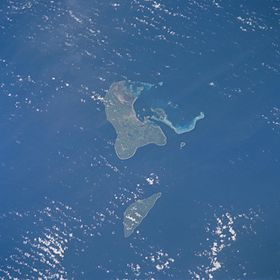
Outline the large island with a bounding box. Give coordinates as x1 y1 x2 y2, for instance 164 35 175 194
104 81 167 160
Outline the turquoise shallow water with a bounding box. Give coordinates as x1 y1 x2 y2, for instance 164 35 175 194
150 107 205 134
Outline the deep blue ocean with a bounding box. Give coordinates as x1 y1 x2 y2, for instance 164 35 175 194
1 0 280 279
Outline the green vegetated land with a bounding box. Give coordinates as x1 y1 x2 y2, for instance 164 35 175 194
123 192 162 238
104 81 167 160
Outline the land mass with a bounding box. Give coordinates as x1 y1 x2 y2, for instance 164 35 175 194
104 81 167 160
123 192 162 238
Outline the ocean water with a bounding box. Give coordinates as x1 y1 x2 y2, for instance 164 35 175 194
1 0 280 279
